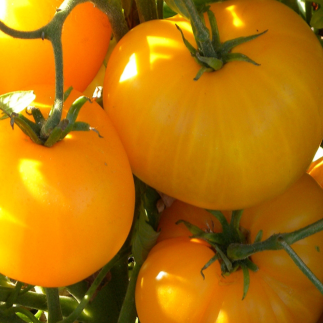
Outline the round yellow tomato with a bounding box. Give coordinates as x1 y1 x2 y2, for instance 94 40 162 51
136 173 323 323
103 0 323 210
0 84 135 287
0 1 111 94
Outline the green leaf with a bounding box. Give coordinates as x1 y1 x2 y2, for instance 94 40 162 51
0 91 35 120
132 203 160 266
310 8 323 29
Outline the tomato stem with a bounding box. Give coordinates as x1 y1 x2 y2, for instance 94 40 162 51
58 245 132 323
92 0 129 41
45 288 63 323
134 0 158 22
278 237 323 295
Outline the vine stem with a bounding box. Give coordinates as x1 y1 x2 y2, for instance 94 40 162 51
58 245 132 323
92 0 129 41
227 217 323 260
134 0 158 22
176 0 215 57
45 288 63 323
117 263 141 323
227 218 323 294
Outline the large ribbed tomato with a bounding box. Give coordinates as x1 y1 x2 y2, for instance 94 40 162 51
136 174 323 323
103 0 323 210
0 0 111 94
0 84 135 287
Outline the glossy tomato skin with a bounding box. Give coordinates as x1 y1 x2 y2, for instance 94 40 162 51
308 156 323 188
136 174 323 323
103 0 323 210
0 1 111 94
0 85 135 287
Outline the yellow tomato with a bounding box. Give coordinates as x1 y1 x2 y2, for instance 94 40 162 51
136 174 323 323
103 0 323 210
0 84 135 287
0 1 111 94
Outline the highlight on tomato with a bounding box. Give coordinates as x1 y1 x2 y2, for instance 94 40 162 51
308 156 323 188
0 84 135 287
135 173 323 323
0 0 111 94
103 0 323 211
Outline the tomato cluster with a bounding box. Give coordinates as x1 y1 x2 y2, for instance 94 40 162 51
1 0 323 322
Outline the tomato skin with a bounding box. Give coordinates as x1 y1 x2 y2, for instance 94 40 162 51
0 1 111 94
104 0 323 210
308 156 323 188
136 174 323 323
0 85 135 287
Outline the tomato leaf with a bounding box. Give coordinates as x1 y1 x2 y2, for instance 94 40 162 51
310 8 323 29
132 203 160 266
132 178 161 266
0 91 35 120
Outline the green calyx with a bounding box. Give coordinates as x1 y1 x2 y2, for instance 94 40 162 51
177 209 257 300
179 208 323 299
0 88 102 148
177 8 267 80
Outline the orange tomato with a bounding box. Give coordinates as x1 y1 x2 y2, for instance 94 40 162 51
0 1 111 94
0 84 135 287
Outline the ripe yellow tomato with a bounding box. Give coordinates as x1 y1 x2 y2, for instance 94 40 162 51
0 84 135 287
103 0 323 210
136 174 323 323
0 1 111 94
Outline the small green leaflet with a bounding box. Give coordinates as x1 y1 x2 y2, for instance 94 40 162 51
0 91 36 120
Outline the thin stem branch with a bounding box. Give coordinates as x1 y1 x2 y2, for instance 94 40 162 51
278 237 323 294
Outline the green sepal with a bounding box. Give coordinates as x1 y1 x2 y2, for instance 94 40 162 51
10 113 44 145
244 258 259 272
194 66 213 80
71 121 103 138
176 219 226 244
43 120 69 147
207 209 231 236
220 29 268 54
200 253 219 279
212 243 232 272
207 9 220 49
30 107 46 128
58 96 91 139
63 86 73 102
223 52 261 66
240 262 250 300
176 24 198 57
196 53 223 70
253 230 263 243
